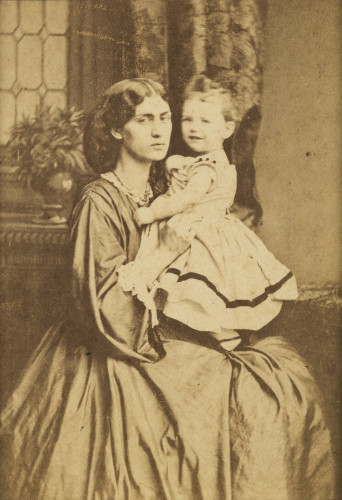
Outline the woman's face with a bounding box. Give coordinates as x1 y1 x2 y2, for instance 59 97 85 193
115 95 172 163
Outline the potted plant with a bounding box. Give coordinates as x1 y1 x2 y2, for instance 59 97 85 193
6 104 94 224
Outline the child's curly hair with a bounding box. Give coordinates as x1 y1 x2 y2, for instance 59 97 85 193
183 74 238 123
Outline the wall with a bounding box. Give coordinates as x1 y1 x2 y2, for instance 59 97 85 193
255 0 341 287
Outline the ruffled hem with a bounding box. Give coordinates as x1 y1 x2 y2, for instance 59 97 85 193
155 214 298 332
159 268 298 332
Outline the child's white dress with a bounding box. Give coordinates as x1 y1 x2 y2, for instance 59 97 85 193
131 148 298 349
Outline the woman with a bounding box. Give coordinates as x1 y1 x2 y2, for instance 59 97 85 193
1 79 335 500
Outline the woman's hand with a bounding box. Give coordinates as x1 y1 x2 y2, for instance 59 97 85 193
134 207 155 227
135 219 195 285
158 218 195 254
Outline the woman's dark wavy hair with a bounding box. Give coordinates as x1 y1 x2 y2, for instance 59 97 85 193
83 78 169 186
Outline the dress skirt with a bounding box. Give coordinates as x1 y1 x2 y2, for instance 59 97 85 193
145 213 299 340
0 318 334 500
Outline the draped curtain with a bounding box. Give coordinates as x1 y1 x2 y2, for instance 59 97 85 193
68 0 268 223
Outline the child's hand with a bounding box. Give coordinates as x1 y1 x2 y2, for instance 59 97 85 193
134 207 155 226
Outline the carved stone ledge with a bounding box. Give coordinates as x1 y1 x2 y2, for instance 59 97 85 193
0 227 69 247
1 253 68 268
0 213 69 269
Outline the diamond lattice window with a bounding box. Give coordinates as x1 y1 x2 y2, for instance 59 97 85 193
0 0 69 145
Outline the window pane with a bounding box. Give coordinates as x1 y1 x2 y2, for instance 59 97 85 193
18 35 42 89
46 1 68 34
44 90 67 110
17 90 40 121
44 36 67 90
20 1 43 34
0 1 18 34
0 35 16 89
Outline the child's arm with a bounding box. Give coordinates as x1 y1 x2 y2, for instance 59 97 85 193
134 168 213 226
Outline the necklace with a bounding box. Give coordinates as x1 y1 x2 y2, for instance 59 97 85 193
101 171 153 206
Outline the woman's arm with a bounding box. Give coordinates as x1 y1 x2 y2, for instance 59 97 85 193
70 189 158 361
70 185 193 361
135 168 213 226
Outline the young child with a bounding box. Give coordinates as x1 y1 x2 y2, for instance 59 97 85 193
130 75 298 350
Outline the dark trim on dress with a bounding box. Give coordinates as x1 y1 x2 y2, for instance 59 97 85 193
165 268 293 308
218 337 241 343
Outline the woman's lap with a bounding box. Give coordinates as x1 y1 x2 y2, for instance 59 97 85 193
150 327 334 499
0 322 335 500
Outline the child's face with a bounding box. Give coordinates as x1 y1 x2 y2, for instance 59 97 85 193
181 95 234 154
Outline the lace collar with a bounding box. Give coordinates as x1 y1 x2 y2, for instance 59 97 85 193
101 171 153 206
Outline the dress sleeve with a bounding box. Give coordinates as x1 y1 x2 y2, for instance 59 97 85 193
69 191 160 362
188 156 219 191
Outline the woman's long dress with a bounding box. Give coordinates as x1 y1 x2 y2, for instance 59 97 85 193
0 178 335 500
